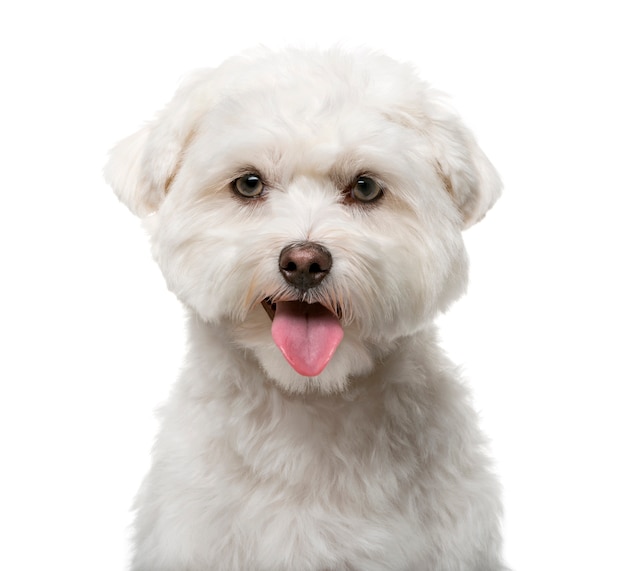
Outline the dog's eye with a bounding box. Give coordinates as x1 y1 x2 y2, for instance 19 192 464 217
233 174 265 198
351 176 383 203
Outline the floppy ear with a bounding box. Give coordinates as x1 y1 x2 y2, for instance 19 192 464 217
104 70 213 217
104 125 155 216
430 112 502 229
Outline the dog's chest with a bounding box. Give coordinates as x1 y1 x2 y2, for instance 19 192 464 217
154 386 455 568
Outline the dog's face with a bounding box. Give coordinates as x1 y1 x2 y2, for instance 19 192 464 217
106 49 500 394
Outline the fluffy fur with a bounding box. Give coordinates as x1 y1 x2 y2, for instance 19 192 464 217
106 48 506 570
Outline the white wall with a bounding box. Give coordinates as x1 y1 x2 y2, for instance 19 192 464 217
1 1 624 569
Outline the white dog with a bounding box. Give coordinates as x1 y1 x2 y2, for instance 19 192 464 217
106 48 506 571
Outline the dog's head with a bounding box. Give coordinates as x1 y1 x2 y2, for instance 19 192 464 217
105 48 501 393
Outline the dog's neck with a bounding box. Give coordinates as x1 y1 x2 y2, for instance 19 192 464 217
162 314 468 505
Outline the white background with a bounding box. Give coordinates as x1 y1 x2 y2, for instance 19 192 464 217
1 1 624 569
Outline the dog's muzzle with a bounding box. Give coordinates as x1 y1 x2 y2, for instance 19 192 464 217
260 241 343 377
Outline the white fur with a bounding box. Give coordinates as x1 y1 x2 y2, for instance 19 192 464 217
106 48 505 570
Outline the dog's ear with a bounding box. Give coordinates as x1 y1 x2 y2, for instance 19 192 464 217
104 125 155 216
104 71 213 217
429 111 502 229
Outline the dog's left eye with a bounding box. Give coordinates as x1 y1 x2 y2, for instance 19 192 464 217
233 174 265 198
350 176 383 203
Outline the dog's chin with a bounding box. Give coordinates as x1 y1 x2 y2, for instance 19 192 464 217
256 335 375 395
257 339 374 394
232 304 377 395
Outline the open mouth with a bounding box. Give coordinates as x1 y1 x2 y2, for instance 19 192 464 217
261 298 344 377
261 298 343 321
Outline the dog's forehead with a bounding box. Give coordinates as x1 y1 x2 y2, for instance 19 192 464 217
195 101 419 185
197 89 422 176
199 49 427 132
182 51 438 189
205 83 386 132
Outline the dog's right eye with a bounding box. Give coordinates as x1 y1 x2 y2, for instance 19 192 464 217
233 174 265 198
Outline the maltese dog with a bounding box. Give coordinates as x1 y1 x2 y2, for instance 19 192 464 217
106 48 506 571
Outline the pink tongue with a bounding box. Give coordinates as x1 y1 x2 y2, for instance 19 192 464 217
271 301 344 377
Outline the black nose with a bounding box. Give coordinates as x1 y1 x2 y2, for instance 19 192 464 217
279 242 332 291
